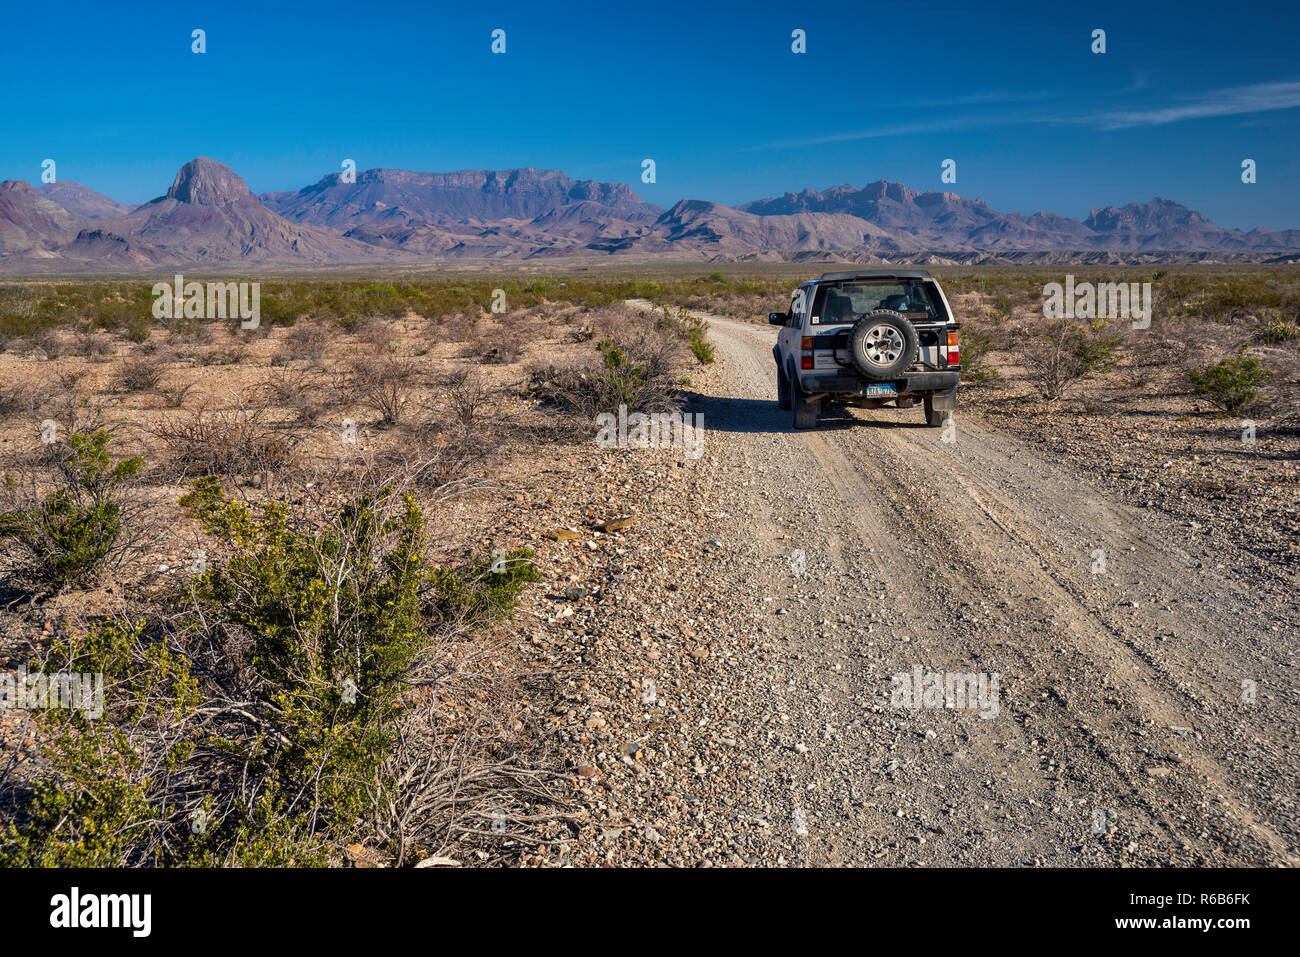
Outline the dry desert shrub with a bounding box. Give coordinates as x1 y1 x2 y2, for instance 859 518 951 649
347 353 420 426
529 304 688 421
1019 318 1122 403
151 404 295 480
230 315 273 342
198 340 249 367
33 376 103 439
156 379 198 409
356 318 398 354
441 313 480 344
441 369 495 433
594 304 691 377
261 368 329 424
490 340 523 364
386 371 508 486
0 381 38 419
73 331 115 359
115 356 165 393
164 315 214 345
30 329 66 360
466 320 523 364
279 321 329 366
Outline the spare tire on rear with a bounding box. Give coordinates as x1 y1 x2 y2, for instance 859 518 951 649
848 309 918 381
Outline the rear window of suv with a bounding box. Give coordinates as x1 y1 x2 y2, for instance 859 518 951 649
810 280 947 325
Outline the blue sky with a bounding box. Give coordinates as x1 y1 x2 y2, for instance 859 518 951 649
3 0 1299 229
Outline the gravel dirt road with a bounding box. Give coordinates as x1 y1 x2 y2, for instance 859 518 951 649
549 307 1298 867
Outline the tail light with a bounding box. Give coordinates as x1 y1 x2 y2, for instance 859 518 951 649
944 330 960 367
801 355 814 370
801 335 814 369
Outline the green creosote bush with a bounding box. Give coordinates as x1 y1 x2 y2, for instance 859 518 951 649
655 306 714 365
1189 349 1272 414
594 338 649 409
0 478 540 867
0 430 144 592
957 327 999 384
1026 319 1120 402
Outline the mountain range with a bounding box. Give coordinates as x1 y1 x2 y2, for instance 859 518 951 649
2 156 1298 273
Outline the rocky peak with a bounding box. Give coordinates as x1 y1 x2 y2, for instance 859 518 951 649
166 157 255 205
1084 197 1208 233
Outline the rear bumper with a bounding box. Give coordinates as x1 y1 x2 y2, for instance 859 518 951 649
798 370 960 395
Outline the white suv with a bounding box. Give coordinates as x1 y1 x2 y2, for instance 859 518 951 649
770 270 961 429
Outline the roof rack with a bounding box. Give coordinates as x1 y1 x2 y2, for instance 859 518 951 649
817 269 934 281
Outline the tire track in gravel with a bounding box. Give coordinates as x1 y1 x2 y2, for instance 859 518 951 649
825 424 1293 864
854 398 1299 864
681 308 1298 866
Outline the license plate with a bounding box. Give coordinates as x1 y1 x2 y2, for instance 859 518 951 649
862 384 897 396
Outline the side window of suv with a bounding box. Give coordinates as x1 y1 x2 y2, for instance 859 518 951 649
920 282 950 321
790 288 807 327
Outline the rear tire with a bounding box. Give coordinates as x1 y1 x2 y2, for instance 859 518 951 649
794 386 819 429
777 363 792 410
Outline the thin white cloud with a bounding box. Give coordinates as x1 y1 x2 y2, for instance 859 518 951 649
1088 80 1300 129
742 114 1024 151
742 79 1300 151
1118 73 1151 94
875 89 1053 109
